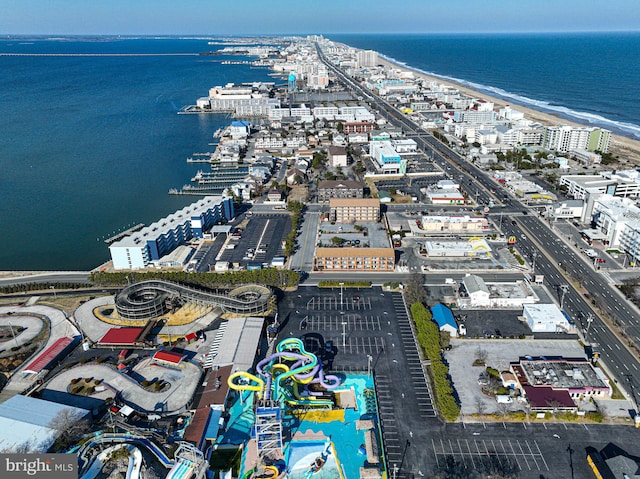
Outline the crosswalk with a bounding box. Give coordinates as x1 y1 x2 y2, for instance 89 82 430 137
202 322 227 369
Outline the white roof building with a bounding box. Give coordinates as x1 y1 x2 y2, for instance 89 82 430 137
523 303 572 333
0 395 90 453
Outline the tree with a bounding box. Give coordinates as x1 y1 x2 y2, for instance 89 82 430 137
336 122 344 133
404 273 427 305
330 236 344 246
48 408 92 451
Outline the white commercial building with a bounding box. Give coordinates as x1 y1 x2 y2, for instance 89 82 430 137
424 238 491 258
592 195 640 248
459 275 539 309
523 303 572 333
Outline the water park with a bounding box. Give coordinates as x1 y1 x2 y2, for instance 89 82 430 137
226 337 385 479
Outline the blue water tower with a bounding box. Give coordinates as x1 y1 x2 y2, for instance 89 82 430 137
288 72 297 93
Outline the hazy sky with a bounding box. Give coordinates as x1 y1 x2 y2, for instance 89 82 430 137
2 0 639 35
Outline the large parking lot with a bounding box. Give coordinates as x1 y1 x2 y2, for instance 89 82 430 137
194 212 291 271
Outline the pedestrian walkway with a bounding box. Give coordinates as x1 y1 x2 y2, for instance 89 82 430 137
202 321 227 369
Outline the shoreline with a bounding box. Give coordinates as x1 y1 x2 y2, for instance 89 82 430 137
375 55 640 164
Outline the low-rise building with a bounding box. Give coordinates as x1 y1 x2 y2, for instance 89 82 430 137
330 198 380 223
522 303 572 333
430 303 458 337
328 145 348 167
314 247 395 271
318 180 363 203
418 215 489 234
424 238 491 258
458 275 539 309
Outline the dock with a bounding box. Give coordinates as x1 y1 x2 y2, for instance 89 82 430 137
104 223 145 244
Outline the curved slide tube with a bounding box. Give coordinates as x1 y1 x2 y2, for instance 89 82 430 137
81 444 142 479
228 371 265 396
165 459 195 479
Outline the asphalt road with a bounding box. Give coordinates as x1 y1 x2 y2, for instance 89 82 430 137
500 215 640 397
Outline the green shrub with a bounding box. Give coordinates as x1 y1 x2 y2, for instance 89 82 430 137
486 367 500 378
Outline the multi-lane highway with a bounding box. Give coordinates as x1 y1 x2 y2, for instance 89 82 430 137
318 44 640 391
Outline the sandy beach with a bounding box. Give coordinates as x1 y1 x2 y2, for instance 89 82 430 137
377 57 640 164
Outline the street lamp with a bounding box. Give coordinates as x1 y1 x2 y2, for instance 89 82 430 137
339 282 344 308
7 320 19 349
559 285 569 310
584 313 594 344
531 251 538 275
367 354 373 378
50 285 56 298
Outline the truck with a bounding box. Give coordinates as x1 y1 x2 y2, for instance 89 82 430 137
445 278 456 285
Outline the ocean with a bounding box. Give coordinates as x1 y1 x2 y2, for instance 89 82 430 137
0 33 638 271
332 32 640 139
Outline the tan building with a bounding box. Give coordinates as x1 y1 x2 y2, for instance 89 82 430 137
419 215 489 234
328 145 348 167
315 247 395 271
330 198 380 223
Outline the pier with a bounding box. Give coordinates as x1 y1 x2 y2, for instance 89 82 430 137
103 223 145 244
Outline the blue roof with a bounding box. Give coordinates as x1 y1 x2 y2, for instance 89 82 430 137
231 121 249 128
431 303 457 330
204 407 223 441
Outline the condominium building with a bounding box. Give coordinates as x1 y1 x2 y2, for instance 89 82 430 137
356 49 378 68
109 196 234 270
330 198 380 223
543 126 610 153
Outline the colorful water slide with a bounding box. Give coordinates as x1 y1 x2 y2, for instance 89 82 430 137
80 444 122 479
81 444 142 479
127 446 143 479
165 459 195 479
227 371 265 397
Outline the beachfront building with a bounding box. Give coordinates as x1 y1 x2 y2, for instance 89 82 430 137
330 198 380 223
357 50 378 68
543 125 611 153
110 196 234 270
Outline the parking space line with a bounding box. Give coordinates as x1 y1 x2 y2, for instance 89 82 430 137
516 440 531 470
432 439 440 468
533 440 549 471
507 440 523 470
463 439 476 468
524 440 540 470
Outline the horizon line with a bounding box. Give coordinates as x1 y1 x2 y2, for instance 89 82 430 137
1 29 639 37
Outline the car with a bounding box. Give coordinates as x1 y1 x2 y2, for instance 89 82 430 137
325 341 333 352
494 329 502 338
353 295 360 302
521 234 526 239
597 258 606 263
